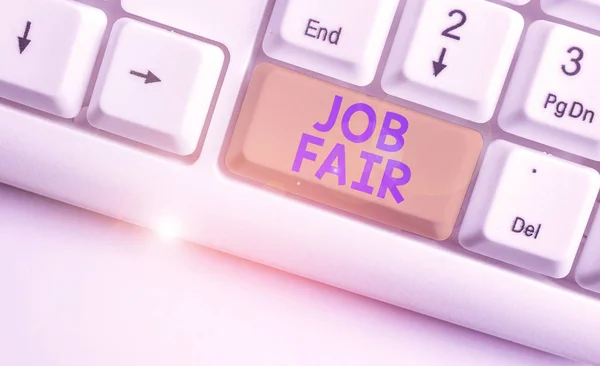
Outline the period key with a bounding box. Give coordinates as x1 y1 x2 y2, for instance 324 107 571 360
459 141 600 278
227 63 482 241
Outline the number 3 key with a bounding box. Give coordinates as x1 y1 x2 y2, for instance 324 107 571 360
382 0 523 123
499 21 600 161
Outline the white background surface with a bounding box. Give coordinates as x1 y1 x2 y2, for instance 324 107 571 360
0 184 583 365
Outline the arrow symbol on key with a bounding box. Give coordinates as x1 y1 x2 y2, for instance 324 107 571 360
432 47 447 77
18 21 32 54
129 70 161 84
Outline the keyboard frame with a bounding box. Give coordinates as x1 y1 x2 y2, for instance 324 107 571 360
1 0 600 363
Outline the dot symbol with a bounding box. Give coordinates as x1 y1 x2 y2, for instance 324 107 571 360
532 169 537 173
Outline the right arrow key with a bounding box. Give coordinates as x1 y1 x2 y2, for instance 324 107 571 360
88 18 224 155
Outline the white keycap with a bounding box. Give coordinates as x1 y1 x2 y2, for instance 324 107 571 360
498 21 600 160
541 0 600 32
262 0 399 86
381 0 523 123
499 0 530 5
88 19 224 155
576 212 600 294
459 140 599 278
0 0 106 118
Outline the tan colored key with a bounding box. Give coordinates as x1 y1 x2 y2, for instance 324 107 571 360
227 63 483 240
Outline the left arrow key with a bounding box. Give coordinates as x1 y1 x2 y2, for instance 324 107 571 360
18 21 32 54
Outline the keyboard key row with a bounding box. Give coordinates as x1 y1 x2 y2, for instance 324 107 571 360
263 0 600 163
264 0 524 122
5 0 600 162
0 1 224 156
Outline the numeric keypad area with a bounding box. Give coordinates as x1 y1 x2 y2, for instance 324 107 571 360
381 0 523 123
499 21 600 161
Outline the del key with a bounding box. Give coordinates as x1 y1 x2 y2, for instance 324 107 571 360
459 141 599 278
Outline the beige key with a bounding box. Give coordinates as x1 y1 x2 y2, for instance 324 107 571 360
227 64 483 240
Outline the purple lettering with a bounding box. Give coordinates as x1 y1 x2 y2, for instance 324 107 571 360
377 159 411 203
341 102 376 143
315 143 346 185
313 95 343 132
292 133 324 172
376 111 408 152
351 151 383 195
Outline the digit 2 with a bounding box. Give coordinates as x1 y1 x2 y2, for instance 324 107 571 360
442 10 467 41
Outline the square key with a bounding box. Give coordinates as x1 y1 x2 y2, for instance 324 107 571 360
88 18 224 155
382 0 523 123
499 21 600 160
460 140 599 278
263 0 399 86
0 0 106 118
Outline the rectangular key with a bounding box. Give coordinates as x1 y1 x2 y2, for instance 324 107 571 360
262 0 399 86
541 0 600 32
499 21 600 160
227 64 482 241
459 140 599 278
0 0 106 118
88 19 224 155
381 0 523 123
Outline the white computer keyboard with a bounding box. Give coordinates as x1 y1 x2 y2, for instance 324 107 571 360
2 0 600 363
